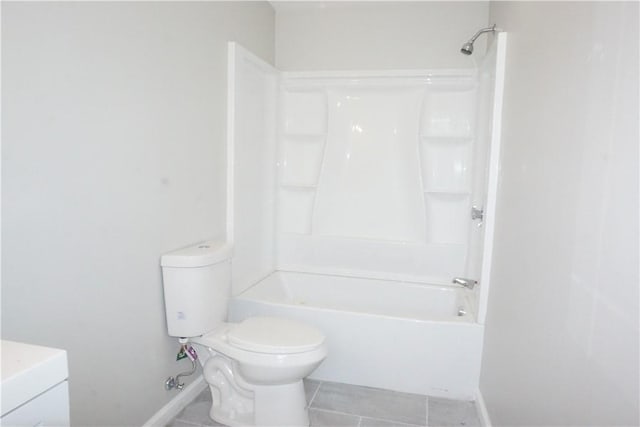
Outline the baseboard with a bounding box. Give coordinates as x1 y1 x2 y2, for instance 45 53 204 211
475 390 492 427
142 375 207 427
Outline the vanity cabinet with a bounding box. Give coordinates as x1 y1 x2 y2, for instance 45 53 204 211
1 340 70 426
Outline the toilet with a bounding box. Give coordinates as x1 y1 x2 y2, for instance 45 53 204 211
160 241 327 427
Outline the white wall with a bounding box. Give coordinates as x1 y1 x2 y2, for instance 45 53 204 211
275 1 489 70
480 2 639 425
1 2 274 425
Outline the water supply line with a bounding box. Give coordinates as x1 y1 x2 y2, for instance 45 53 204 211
165 338 198 391
173 358 197 391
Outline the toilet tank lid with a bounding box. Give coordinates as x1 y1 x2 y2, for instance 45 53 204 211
161 241 233 268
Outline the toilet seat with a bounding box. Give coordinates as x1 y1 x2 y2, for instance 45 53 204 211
228 317 325 354
192 318 328 386
193 317 326 361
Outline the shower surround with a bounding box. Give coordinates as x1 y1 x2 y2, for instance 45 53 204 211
226 38 505 399
276 70 478 282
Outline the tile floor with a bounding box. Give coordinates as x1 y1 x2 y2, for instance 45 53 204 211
167 380 481 427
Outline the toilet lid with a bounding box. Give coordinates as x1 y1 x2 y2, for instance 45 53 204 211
228 317 325 354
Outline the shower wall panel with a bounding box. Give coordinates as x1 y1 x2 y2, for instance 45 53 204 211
313 88 425 242
276 72 478 283
227 43 278 295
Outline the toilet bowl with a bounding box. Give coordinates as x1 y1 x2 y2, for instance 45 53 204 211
191 318 327 426
160 241 328 427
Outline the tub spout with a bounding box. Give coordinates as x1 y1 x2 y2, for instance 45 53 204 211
452 277 477 289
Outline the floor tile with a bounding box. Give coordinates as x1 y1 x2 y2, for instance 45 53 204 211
427 397 480 427
309 408 360 427
304 379 322 405
167 380 481 427
165 419 201 427
194 387 212 403
311 382 427 426
175 400 224 426
360 416 424 427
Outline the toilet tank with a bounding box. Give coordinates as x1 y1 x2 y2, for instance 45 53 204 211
160 241 232 338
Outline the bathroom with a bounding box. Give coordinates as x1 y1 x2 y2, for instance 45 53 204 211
1 1 638 426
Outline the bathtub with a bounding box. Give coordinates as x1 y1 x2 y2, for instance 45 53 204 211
229 271 483 399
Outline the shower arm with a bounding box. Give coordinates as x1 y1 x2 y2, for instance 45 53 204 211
468 24 497 44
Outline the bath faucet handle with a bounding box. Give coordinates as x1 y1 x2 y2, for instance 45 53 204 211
452 277 477 289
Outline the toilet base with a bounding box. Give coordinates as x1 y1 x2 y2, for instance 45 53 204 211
207 380 309 427
253 380 309 427
200 349 310 427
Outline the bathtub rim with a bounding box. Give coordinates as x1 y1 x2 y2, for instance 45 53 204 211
232 269 478 324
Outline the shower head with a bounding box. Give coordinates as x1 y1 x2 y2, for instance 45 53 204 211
460 42 474 55
460 24 497 55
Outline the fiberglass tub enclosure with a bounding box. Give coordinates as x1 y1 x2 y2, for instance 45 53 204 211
226 36 506 399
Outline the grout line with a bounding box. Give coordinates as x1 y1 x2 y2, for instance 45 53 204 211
310 406 423 426
425 395 429 426
307 380 322 408
309 380 428 426
309 407 359 417
359 416 424 427
351 414 425 426
368 418 424 427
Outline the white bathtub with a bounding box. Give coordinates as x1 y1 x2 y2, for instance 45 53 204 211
229 271 483 399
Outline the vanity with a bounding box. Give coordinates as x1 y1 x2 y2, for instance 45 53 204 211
1 340 70 426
